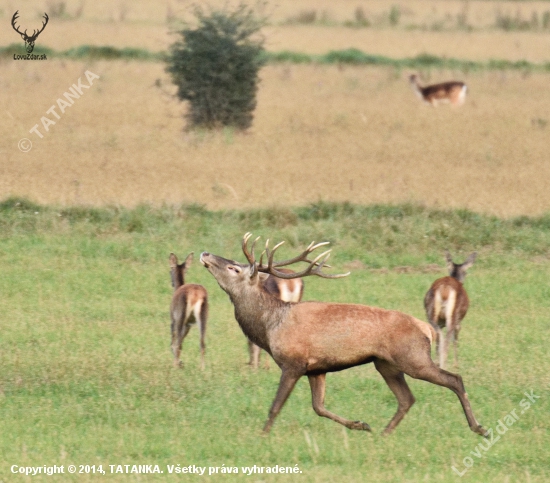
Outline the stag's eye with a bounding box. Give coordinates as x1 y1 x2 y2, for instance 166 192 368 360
227 265 241 274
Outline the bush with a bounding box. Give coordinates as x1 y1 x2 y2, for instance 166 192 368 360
166 4 266 130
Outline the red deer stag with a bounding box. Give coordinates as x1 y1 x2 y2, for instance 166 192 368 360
249 269 304 368
169 253 209 369
200 234 487 437
409 74 467 107
424 251 476 370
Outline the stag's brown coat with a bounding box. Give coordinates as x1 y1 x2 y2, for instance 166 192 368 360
200 234 487 437
248 269 304 368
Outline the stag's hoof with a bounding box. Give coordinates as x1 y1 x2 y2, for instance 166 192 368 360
350 420 371 432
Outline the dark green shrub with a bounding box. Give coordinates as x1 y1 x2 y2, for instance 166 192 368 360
166 4 266 130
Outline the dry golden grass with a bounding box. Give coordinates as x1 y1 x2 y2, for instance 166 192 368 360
264 27 550 62
2 58 550 217
2 0 550 217
1 1 550 61
4 0 550 26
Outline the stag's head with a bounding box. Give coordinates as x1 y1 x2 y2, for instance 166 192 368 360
200 233 349 298
11 11 49 54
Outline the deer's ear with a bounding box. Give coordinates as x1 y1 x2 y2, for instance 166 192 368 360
169 253 178 269
183 252 194 270
444 250 454 272
462 252 477 270
258 272 270 284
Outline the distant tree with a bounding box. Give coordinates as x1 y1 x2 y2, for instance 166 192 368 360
166 4 266 130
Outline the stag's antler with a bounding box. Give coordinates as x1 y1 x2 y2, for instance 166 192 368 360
241 233 350 280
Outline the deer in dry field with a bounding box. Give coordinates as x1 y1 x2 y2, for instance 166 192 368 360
248 269 304 369
424 251 476 370
409 74 467 107
169 252 209 369
200 234 487 437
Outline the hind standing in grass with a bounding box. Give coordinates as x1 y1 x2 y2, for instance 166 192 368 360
424 251 476 369
169 252 209 369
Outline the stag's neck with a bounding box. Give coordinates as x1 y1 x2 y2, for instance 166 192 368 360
228 288 290 351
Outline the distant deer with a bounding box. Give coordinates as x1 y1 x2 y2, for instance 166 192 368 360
200 234 486 437
409 74 467 107
248 269 304 368
169 253 209 369
424 251 476 370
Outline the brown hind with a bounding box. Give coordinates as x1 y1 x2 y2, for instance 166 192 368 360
424 251 476 369
169 252 209 369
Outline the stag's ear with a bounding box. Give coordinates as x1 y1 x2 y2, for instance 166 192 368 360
183 252 194 270
169 253 178 269
258 272 270 284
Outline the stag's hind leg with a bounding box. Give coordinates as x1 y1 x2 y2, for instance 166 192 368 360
308 373 371 431
374 359 415 435
402 353 487 437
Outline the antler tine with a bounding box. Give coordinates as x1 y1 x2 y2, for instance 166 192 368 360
262 247 350 280
306 250 350 279
260 239 279 273
269 240 333 268
242 232 260 265
256 238 272 269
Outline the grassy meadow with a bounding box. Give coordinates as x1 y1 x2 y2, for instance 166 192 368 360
0 200 549 483
1 0 550 481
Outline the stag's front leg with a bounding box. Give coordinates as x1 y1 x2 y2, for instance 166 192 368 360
263 369 301 433
308 373 371 431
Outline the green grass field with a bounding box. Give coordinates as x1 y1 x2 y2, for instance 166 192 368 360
0 199 548 482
